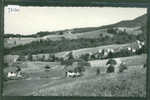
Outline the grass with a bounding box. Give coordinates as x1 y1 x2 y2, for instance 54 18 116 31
3 54 146 96
31 66 146 97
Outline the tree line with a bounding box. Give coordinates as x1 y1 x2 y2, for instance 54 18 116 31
4 28 146 55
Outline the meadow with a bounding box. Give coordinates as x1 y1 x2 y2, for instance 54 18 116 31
3 54 146 96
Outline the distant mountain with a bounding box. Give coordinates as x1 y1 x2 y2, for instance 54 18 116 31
71 14 147 33
50 14 147 35
5 14 146 38
100 14 147 28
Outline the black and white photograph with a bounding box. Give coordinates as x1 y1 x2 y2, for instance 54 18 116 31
3 6 147 96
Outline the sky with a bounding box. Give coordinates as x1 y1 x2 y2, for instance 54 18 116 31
4 6 147 35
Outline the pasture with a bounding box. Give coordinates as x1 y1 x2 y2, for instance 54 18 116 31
3 54 146 96
4 28 112 49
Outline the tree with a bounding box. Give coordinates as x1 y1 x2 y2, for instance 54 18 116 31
17 55 26 61
67 52 74 60
96 68 100 75
28 54 33 61
107 51 113 58
119 63 127 73
107 65 115 73
79 53 90 61
48 54 56 62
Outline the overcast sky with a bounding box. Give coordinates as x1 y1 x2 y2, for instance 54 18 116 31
4 6 146 35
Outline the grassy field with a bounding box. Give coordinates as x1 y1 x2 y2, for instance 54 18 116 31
3 54 146 96
4 28 113 48
32 67 146 97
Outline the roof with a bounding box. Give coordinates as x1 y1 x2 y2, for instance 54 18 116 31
4 67 17 73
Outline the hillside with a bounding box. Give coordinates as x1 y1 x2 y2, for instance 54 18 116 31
4 14 146 52
3 54 146 96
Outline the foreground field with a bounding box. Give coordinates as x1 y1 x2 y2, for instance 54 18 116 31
3 54 146 96
32 66 146 96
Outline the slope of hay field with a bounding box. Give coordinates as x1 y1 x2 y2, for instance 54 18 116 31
4 37 41 48
89 54 146 67
3 54 146 96
31 66 146 97
75 29 113 39
4 28 113 49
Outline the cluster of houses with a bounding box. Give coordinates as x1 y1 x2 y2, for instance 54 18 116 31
76 40 145 61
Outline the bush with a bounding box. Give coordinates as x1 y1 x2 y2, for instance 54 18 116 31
74 66 85 73
27 54 33 61
74 59 91 73
3 62 9 68
60 59 75 66
48 54 56 62
107 65 115 73
45 65 50 69
79 53 90 61
44 65 51 71
77 59 91 67
17 55 26 61
119 63 127 73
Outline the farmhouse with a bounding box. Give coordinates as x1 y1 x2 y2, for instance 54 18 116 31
66 71 80 78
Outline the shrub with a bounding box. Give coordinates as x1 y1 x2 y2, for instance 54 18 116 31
48 54 56 62
74 66 85 73
60 59 75 66
96 68 100 75
74 59 91 73
79 53 90 61
119 63 127 73
17 55 26 61
3 62 9 68
44 65 51 71
107 65 115 73
28 54 33 61
77 59 91 67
